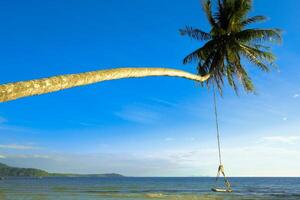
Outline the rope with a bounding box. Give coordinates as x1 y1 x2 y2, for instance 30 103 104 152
212 85 232 192
213 85 222 166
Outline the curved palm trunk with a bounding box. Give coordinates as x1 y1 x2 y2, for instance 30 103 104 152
0 67 210 103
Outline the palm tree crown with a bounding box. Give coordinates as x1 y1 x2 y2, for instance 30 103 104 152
180 0 282 94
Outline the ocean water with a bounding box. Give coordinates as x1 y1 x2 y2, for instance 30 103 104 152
0 177 299 200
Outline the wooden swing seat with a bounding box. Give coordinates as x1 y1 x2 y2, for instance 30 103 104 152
211 188 233 193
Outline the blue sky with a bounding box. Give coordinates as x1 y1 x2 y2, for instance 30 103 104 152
0 0 300 176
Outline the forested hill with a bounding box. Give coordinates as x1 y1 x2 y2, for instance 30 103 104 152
0 163 48 177
0 163 124 177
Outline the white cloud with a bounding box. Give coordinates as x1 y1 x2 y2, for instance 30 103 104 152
1 154 51 160
0 144 39 150
151 98 176 107
1 143 300 177
282 117 288 121
157 144 300 176
260 136 300 144
293 93 300 98
115 106 160 124
14 154 50 159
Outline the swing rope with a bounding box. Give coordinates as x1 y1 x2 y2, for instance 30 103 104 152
213 85 222 166
212 85 232 192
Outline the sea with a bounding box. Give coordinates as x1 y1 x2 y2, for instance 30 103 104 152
0 177 299 200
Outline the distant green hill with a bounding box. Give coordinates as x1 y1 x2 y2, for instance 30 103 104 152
0 163 48 177
0 163 124 178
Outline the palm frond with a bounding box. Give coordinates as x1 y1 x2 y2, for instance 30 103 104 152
179 26 211 41
233 0 252 19
250 43 271 51
183 40 216 64
239 43 275 62
214 0 253 32
236 28 282 43
239 44 271 72
241 15 267 26
226 66 239 94
235 63 255 92
183 48 203 64
225 49 241 94
242 44 276 62
202 0 217 26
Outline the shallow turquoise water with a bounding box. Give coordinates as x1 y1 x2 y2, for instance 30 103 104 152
0 177 299 200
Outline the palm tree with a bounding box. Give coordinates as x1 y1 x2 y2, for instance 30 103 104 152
0 67 209 102
180 0 281 191
0 0 281 192
180 0 281 94
0 0 281 103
